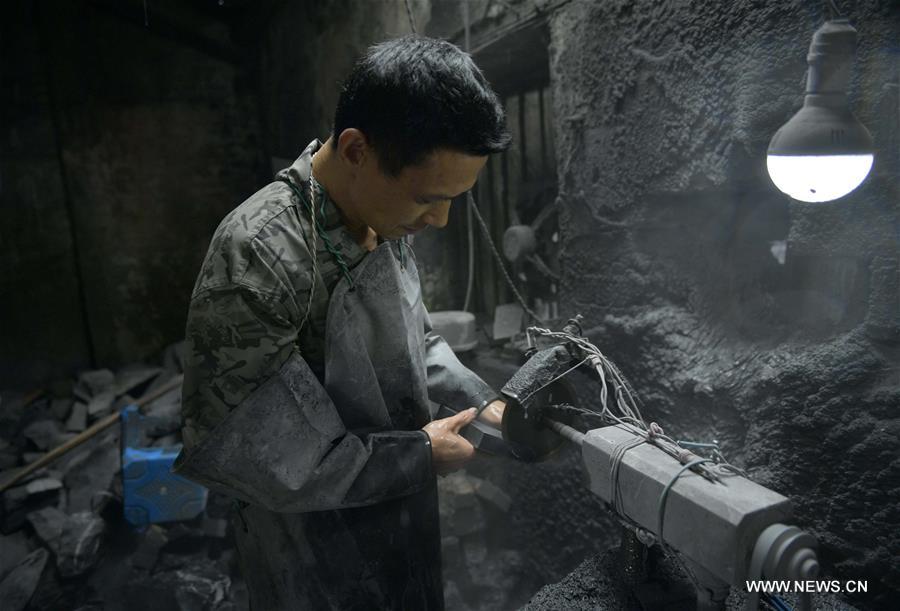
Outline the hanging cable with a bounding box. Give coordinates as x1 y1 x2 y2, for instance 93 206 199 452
462 0 476 313
469 192 545 323
404 0 418 34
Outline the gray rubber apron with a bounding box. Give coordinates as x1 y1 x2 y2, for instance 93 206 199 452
231 239 444 611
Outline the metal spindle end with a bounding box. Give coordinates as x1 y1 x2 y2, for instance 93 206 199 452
544 417 586 445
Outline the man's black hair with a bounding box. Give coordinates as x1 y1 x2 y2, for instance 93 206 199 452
332 35 512 176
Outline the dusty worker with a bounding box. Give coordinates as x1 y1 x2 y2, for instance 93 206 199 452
172 36 511 610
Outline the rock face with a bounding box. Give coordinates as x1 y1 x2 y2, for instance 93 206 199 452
546 0 899 609
525 547 862 611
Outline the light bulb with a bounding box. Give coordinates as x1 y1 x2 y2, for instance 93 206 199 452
766 154 873 202
766 19 874 203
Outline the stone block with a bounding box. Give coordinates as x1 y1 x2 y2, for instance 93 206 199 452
23 420 64 451
49 398 73 421
65 402 87 433
0 548 48 611
86 388 115 420
74 369 115 401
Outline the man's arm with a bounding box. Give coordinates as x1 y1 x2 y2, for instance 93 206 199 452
422 307 505 423
174 262 433 512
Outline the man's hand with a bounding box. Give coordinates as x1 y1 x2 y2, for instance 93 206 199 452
423 408 477 475
477 399 506 429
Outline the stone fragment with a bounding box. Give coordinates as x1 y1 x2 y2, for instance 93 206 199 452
23 420 64 451
0 440 17 470
86 388 116 419
462 535 488 566
24 478 63 496
62 436 119 513
1 479 61 535
132 525 168 571
27 507 106 577
174 563 230 611
472 477 513 513
151 434 179 447
0 548 48 611
162 341 186 374
26 506 66 548
145 410 181 438
443 579 474 611
441 535 463 572
0 531 34 579
50 398 73 421
444 494 485 538
115 365 162 397
201 516 228 539
56 512 106 577
65 402 88 432
75 369 115 401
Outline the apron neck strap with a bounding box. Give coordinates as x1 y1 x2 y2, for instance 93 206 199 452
278 177 356 290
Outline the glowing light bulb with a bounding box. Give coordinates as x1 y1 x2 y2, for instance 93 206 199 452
766 154 873 203
766 19 874 203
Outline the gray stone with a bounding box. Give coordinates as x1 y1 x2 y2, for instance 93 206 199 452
0 441 17 470
24 478 63 496
151 434 180 447
143 390 181 419
65 402 88 432
472 477 513 513
174 565 230 611
75 369 115 400
0 548 49 611
23 452 46 464
1 477 62 535
132 525 168 571
26 506 66 547
56 511 106 577
145 410 181 439
201 516 228 539
162 341 186 374
115 365 162 397
462 535 488 566
86 388 116 419
438 472 489 537
442 579 474 611
62 435 119 513
49 398 73 421
0 531 34 580
28 507 106 577
23 420 65 451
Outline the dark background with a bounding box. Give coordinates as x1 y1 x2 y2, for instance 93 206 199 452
1 0 897 609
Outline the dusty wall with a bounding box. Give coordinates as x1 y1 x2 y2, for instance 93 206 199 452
1 0 267 386
547 0 899 608
257 0 430 158
1 1 92 385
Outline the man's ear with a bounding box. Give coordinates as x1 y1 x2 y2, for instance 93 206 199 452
336 128 370 171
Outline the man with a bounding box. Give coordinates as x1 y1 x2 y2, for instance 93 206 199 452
172 36 511 609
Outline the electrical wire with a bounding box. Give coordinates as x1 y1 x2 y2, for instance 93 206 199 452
462 2 475 313
526 325 748 483
469 192 545 323
404 0 418 34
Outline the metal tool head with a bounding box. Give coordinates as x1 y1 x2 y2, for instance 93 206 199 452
500 340 583 462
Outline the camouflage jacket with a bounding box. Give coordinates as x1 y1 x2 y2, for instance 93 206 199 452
179 140 371 450
179 139 499 453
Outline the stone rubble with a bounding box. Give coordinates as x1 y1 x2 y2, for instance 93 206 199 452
0 339 541 611
0 341 252 611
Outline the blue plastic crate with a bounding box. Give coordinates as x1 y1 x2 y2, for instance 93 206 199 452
120 405 207 528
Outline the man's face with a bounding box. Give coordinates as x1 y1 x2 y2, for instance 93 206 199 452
349 146 488 240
